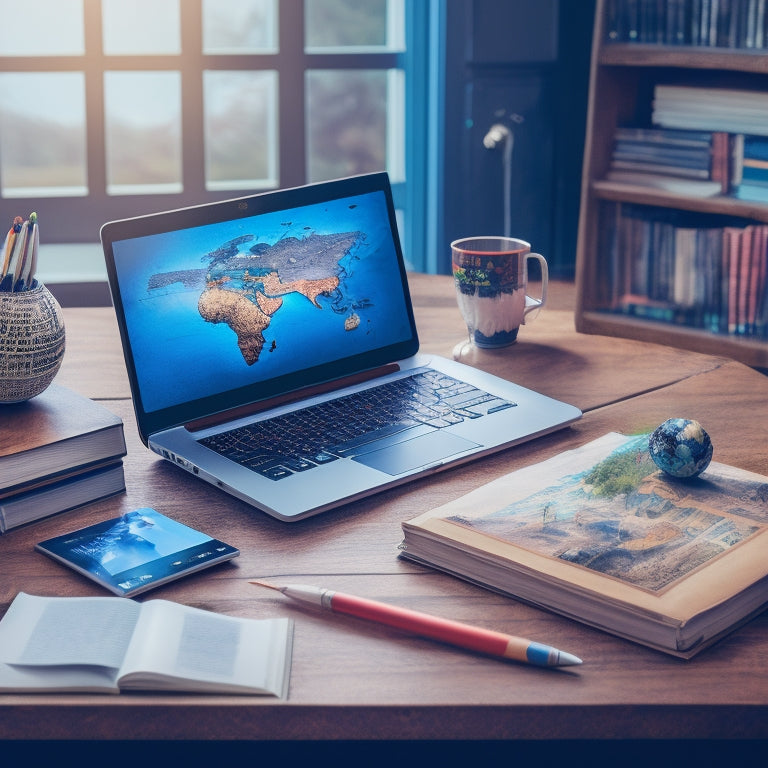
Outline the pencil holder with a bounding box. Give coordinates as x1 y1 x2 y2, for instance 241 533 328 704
0 282 66 403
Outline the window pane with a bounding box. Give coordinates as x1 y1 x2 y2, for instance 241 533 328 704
0 0 84 56
306 69 404 183
104 71 182 195
202 0 278 54
203 70 278 191
0 72 87 197
102 0 180 55
305 0 404 51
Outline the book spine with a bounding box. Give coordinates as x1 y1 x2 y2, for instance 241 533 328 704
597 203 767 339
610 160 712 178
0 462 125 534
606 0 768 49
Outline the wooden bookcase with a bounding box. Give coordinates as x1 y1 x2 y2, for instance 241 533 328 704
575 0 768 369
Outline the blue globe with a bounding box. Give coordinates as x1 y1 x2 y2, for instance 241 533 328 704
648 418 713 479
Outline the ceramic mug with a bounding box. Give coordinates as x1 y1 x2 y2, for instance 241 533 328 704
451 236 548 349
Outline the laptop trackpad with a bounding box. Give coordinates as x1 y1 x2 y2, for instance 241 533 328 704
353 431 479 476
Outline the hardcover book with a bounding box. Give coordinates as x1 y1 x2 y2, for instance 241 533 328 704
0 592 293 696
0 384 126 493
1 461 125 534
400 432 768 658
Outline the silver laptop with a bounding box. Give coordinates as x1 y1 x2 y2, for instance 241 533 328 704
100 172 581 522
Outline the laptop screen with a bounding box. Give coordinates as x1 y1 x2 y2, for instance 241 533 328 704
101 173 419 440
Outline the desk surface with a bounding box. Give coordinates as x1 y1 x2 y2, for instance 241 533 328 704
2 274 768 743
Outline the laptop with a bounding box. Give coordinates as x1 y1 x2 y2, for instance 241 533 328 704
100 172 581 522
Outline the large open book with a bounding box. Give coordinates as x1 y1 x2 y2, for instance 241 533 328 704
0 592 293 696
400 433 768 658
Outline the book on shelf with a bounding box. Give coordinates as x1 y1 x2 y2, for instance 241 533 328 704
610 160 712 179
653 85 768 136
0 592 293 696
399 432 768 658
736 134 768 195
604 171 724 198
613 141 713 170
605 0 768 49
742 165 768 184
613 126 716 146
1 460 125 534
744 133 768 161
735 182 768 202
0 384 127 492
598 202 768 337
609 127 768 202
605 126 741 194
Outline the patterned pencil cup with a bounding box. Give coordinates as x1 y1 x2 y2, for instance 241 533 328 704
0 283 65 403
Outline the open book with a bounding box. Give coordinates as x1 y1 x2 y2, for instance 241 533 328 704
400 433 768 658
0 592 293 696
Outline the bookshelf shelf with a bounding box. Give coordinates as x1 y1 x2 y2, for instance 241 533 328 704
577 309 768 364
600 44 768 74
591 180 768 220
575 0 768 370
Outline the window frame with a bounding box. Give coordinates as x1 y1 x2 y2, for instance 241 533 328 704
0 0 430 269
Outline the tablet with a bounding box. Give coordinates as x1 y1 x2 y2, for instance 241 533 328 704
36 508 239 596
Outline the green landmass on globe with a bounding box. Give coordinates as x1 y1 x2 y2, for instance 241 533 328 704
147 231 365 365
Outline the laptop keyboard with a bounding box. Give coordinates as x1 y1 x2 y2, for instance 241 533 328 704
198 370 516 480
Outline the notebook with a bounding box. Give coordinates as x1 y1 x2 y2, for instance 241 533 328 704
100 172 581 522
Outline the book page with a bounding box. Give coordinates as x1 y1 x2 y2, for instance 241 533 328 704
0 661 120 693
411 433 768 592
0 592 141 668
118 599 291 695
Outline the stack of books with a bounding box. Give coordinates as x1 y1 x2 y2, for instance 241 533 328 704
0 385 127 533
605 125 737 197
653 85 768 136
608 90 768 204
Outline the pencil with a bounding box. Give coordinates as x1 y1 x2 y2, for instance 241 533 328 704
0 217 22 289
250 580 582 668
17 212 38 290
5 217 28 292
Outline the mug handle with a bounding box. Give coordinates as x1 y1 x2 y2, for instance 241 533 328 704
522 252 548 321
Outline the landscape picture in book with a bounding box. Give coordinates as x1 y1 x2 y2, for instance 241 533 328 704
400 433 768 657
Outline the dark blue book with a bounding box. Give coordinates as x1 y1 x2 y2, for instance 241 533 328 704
744 135 768 161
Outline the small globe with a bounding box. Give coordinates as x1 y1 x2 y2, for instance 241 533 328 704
649 418 713 479
0 283 66 403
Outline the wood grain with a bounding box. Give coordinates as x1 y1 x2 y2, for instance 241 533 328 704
1 274 767 742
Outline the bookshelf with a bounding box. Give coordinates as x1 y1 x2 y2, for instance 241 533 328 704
575 0 768 369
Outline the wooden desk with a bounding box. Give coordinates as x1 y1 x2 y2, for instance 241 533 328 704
2 274 768 749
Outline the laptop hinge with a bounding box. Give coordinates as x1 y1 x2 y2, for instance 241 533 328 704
184 362 401 432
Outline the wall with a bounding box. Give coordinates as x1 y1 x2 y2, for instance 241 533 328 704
439 0 595 278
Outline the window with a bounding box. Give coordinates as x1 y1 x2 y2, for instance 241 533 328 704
0 0 431 272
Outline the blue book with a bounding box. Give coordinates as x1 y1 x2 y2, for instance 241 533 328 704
741 167 768 185
744 135 768 162
734 184 768 203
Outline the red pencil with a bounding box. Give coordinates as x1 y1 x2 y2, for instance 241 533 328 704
251 580 582 668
